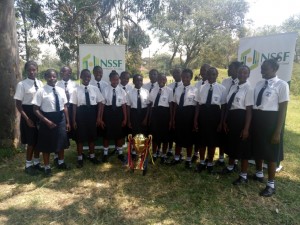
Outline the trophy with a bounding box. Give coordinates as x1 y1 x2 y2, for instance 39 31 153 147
127 134 152 176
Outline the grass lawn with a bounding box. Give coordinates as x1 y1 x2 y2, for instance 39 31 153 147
0 96 299 225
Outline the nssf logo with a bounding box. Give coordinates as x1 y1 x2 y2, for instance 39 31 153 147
82 54 123 69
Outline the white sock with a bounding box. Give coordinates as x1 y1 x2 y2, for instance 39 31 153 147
44 165 51 170
103 148 108 155
33 158 40 165
234 159 239 164
78 155 83 160
186 157 191 162
25 160 33 168
256 170 264 178
267 180 275 189
132 150 136 155
240 173 247 179
117 148 123 155
207 162 213 167
174 155 180 161
90 153 95 158
54 154 58 159
58 159 64 165
168 149 173 152
200 160 206 165
227 165 234 171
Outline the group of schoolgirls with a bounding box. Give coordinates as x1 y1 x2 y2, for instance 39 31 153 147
191 59 288 197
14 59 288 197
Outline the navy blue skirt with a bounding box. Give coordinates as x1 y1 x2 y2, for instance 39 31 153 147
75 105 97 142
36 111 69 153
252 110 283 162
225 109 252 160
175 106 195 148
197 105 221 148
130 108 148 136
20 105 39 146
150 106 170 144
103 106 124 140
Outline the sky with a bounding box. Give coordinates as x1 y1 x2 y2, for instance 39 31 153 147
141 0 300 57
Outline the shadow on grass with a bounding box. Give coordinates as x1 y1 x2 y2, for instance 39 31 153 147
0 125 300 224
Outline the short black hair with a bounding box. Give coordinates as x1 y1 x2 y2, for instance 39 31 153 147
44 69 57 78
229 61 243 69
207 67 218 76
182 68 193 77
263 58 279 71
80 69 91 78
238 65 250 74
109 70 119 79
93 66 103 73
133 74 143 81
24 60 38 71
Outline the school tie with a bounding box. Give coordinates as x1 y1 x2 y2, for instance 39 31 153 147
202 81 205 85
173 82 178 94
53 87 60 112
97 82 101 93
206 85 213 105
150 83 154 93
154 88 162 107
227 86 239 111
112 88 116 110
178 87 186 108
137 89 142 112
256 80 268 106
85 86 91 106
64 82 70 102
34 79 39 91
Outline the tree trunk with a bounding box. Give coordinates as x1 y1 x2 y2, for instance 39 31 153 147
0 0 21 148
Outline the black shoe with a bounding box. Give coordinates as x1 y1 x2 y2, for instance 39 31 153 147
131 153 137 161
168 159 181 165
153 155 158 162
219 167 234 175
24 166 38 176
191 155 199 163
44 168 52 177
77 159 83 168
89 157 101 164
33 163 44 172
179 154 185 161
259 186 276 197
160 157 167 164
233 164 239 172
195 164 206 173
53 158 58 166
102 155 108 163
216 160 225 167
57 162 70 170
207 165 214 174
232 176 248 185
252 174 265 183
118 154 125 163
166 151 173 157
185 161 192 169
82 153 87 160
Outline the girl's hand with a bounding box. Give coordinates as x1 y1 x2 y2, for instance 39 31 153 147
142 118 147 126
26 118 35 128
194 121 198 132
96 118 101 127
66 123 71 132
47 121 57 129
73 121 77 130
271 131 280 144
99 121 105 129
240 128 249 140
223 122 229 134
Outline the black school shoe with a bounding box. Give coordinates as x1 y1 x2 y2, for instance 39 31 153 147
185 161 192 169
24 166 38 176
117 154 126 163
206 165 215 174
44 168 52 177
232 176 248 185
57 162 70 170
252 174 265 183
89 157 101 164
218 167 234 175
195 164 206 173
166 151 173 157
216 160 226 167
259 186 276 197
160 157 167 164
102 155 108 163
33 163 44 172
167 159 181 165
191 155 199 163
77 159 83 168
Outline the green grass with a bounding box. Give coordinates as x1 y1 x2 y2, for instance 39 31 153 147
0 97 299 225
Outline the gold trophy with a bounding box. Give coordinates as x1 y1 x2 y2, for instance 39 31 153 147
127 134 152 176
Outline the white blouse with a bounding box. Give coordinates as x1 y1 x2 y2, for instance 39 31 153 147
149 86 173 107
14 78 43 105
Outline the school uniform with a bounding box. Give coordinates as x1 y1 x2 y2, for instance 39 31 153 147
143 82 158 93
102 85 127 139
90 79 109 94
222 77 239 95
127 87 149 136
167 81 183 145
194 79 207 90
14 78 43 145
174 85 197 148
149 86 173 144
70 84 105 142
225 81 254 159
32 84 69 153
196 82 226 147
118 83 133 94
252 76 289 162
56 80 77 140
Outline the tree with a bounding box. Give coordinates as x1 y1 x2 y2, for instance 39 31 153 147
15 0 48 61
0 0 21 148
150 0 249 68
